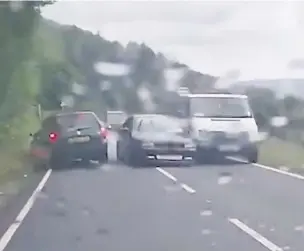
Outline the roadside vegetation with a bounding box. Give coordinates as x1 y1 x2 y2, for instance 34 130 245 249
0 1 216 184
2 1 304 186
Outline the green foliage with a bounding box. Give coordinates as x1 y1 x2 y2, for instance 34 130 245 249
0 2 55 155
0 2 216 155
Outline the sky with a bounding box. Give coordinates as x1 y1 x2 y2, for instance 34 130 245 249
42 1 304 81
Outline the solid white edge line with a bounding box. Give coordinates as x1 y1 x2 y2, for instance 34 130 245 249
228 218 283 251
0 169 52 251
180 183 196 194
227 156 304 180
156 167 178 182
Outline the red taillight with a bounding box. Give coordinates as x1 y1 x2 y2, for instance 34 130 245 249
49 132 58 143
100 127 108 138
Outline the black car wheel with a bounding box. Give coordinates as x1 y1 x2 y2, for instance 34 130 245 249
194 148 214 164
116 141 122 162
32 158 48 172
98 150 108 163
49 153 69 169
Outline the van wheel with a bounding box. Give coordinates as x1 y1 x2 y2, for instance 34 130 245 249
248 151 258 163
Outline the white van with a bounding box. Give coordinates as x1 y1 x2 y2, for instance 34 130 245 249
179 93 259 163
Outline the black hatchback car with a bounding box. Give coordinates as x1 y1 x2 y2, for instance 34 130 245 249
29 111 109 169
117 114 196 166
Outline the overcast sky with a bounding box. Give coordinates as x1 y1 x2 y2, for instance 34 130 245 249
42 1 304 81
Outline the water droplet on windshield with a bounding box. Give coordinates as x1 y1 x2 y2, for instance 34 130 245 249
94 62 131 76
72 82 87 95
100 80 112 92
279 166 290 172
239 178 245 184
82 208 90 216
96 227 109 235
270 116 288 127
10 1 24 12
37 191 48 200
201 229 212 235
294 225 304 231
164 67 186 92
200 210 213 216
101 164 113 172
56 201 65 209
218 172 232 185
164 185 182 193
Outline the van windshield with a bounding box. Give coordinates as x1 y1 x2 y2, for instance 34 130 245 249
189 97 252 118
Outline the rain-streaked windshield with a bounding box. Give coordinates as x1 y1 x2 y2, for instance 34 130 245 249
137 116 183 133
57 113 100 131
3 1 304 251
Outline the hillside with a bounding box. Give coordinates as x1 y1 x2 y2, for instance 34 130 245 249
37 18 217 119
0 0 217 180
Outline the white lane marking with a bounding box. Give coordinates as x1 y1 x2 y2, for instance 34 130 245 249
227 156 304 180
107 131 118 162
0 169 52 251
156 167 178 182
180 183 196 194
228 218 283 251
156 167 196 194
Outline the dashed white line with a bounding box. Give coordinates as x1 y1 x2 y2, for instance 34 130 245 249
228 218 282 251
156 167 178 182
180 183 196 194
156 167 196 194
227 156 304 180
0 169 52 251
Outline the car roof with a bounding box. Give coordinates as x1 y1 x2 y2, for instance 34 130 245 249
44 111 103 124
186 93 248 99
55 111 96 117
133 113 175 119
107 110 124 114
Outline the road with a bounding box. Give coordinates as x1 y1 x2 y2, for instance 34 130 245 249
0 134 304 250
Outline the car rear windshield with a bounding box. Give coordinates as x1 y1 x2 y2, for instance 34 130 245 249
190 96 252 118
137 116 183 133
56 113 101 133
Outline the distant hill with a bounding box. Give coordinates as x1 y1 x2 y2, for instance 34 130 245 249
231 79 304 98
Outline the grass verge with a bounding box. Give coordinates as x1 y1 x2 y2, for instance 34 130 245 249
0 109 39 187
258 137 304 170
0 149 31 186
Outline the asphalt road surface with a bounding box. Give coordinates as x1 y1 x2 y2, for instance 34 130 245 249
0 133 304 251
